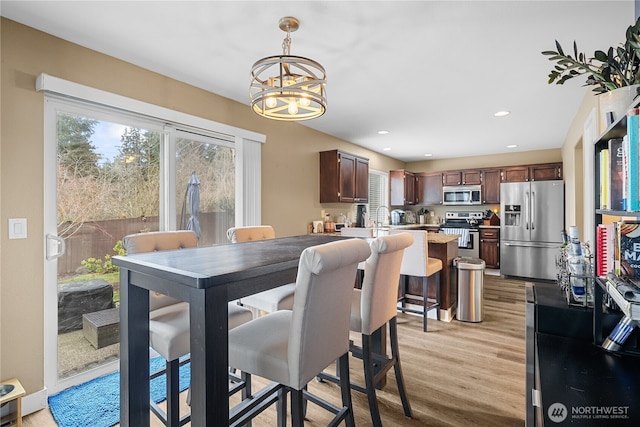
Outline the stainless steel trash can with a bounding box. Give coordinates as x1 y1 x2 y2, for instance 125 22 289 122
455 257 485 322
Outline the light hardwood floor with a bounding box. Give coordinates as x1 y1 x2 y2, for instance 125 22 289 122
24 274 526 426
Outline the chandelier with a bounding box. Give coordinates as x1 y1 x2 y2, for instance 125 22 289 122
250 16 327 121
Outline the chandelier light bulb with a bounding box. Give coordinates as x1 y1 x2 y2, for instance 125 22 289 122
288 100 299 115
265 96 277 108
299 96 311 107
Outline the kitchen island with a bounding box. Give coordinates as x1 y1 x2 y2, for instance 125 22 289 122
385 225 460 320
416 231 460 321
333 226 460 321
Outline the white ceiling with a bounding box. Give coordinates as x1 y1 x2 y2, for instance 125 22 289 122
1 1 636 162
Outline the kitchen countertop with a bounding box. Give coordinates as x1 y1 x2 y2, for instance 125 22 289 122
314 229 461 244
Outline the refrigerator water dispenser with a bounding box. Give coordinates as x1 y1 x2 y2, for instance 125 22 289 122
504 204 521 226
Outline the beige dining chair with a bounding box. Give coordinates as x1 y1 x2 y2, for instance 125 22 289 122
227 225 297 317
390 229 443 332
122 230 253 427
318 233 414 426
227 238 371 426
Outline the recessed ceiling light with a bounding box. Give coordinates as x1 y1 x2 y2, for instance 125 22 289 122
506 144 518 148
377 130 390 135
383 147 391 151
494 111 510 117
424 153 433 157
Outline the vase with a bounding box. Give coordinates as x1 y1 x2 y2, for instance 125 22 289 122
598 84 640 131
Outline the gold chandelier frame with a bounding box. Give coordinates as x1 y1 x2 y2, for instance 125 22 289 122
250 17 327 121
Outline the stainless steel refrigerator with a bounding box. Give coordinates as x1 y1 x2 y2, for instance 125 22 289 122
500 180 564 281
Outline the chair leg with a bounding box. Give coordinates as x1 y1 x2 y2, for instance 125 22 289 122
277 388 288 427
242 371 253 427
389 317 412 418
165 359 180 427
422 277 428 332
291 389 305 427
337 352 356 427
362 335 383 427
435 272 441 321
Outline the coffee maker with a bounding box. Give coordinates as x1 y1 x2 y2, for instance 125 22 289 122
355 204 367 228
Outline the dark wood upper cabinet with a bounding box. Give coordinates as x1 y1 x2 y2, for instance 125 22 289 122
501 163 563 182
390 169 417 206
417 172 443 205
482 168 501 204
319 150 369 203
529 163 563 181
501 166 529 183
443 171 462 186
462 170 482 185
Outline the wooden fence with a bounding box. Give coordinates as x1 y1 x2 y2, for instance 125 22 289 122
57 212 231 275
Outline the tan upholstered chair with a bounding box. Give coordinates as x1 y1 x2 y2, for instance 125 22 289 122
228 225 297 316
319 233 414 426
228 238 371 426
226 225 276 243
390 229 443 332
122 230 253 427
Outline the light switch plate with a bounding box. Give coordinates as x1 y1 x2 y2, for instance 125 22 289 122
8 218 27 239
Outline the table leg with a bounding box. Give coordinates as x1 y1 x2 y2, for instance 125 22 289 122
189 286 229 426
120 269 150 427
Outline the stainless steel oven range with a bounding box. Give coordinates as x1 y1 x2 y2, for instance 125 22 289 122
439 211 482 258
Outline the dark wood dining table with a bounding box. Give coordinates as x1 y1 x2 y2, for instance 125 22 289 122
112 234 346 427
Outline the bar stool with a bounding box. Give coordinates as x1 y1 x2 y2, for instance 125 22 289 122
123 230 253 427
390 229 443 332
227 238 371 426
228 226 296 317
318 233 414 426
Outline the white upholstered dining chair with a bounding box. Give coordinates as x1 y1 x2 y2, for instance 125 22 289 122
318 233 414 426
227 238 371 427
122 230 253 427
227 225 297 317
390 229 443 332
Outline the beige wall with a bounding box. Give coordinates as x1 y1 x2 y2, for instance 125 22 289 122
407 149 562 173
0 17 578 400
561 91 599 240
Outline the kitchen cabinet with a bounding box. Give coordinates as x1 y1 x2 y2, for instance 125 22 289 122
479 228 499 268
390 169 417 206
501 163 563 182
442 171 462 186
416 172 443 205
481 168 501 204
319 150 369 203
443 170 482 186
500 165 529 183
530 162 562 181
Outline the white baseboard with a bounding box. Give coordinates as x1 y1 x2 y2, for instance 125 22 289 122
22 388 48 416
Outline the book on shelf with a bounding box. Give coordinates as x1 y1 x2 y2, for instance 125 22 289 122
625 108 639 211
599 148 610 209
608 138 624 211
597 223 615 277
617 220 640 278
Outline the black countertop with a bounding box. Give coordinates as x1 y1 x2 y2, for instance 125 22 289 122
537 332 640 425
532 282 640 425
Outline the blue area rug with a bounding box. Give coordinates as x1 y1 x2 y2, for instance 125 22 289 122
48 356 190 427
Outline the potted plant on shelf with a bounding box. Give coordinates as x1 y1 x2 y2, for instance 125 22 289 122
542 16 640 128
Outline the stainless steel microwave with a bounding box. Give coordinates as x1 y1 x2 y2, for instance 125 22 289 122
442 185 482 205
